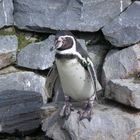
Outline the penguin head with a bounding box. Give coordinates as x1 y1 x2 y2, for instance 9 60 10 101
55 31 76 51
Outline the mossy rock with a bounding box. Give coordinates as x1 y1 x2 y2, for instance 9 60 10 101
0 27 16 35
0 26 49 49
0 27 32 49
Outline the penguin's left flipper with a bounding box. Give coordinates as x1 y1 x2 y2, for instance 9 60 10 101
77 41 100 100
86 58 98 102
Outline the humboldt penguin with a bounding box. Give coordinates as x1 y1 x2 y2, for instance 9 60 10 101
54 31 99 121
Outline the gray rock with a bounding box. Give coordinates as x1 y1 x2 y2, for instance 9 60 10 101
102 43 140 87
0 0 14 28
0 35 18 69
102 1 140 47
41 104 71 140
17 35 55 70
77 39 86 50
0 71 48 103
0 90 42 133
106 78 140 109
13 0 131 32
42 103 140 140
75 32 102 45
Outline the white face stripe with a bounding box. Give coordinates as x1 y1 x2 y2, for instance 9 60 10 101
62 35 76 47
59 35 76 49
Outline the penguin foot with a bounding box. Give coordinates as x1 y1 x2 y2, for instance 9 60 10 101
60 102 74 120
78 108 92 122
78 102 93 122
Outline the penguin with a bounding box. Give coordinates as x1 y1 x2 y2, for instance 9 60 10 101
54 31 99 121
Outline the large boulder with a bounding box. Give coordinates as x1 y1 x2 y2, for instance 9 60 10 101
102 43 140 87
102 1 140 47
0 71 48 103
0 35 18 69
0 70 48 133
0 0 14 28
106 78 140 109
13 0 131 32
0 90 42 134
17 35 55 70
42 103 140 140
102 43 140 108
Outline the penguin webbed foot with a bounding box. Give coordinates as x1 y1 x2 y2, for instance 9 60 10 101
78 102 93 122
78 95 96 121
60 101 74 120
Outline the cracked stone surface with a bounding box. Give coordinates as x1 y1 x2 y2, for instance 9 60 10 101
17 35 56 70
0 71 48 103
0 90 43 134
13 0 131 32
42 103 140 140
0 71 49 133
102 43 140 87
0 0 14 28
102 1 140 47
105 78 140 109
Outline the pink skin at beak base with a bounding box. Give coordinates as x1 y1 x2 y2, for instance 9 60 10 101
55 37 64 49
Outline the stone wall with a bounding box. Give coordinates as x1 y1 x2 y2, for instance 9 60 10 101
0 0 140 140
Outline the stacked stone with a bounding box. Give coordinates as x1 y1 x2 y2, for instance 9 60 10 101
0 0 140 140
0 35 48 133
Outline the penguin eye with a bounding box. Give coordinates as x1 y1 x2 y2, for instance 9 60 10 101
61 37 65 40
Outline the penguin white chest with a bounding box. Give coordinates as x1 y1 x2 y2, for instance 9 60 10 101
56 58 94 101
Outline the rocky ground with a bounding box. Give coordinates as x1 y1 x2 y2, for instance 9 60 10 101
0 0 140 140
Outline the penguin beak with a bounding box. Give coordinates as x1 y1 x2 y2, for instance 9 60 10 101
51 37 65 51
55 37 64 49
50 38 60 51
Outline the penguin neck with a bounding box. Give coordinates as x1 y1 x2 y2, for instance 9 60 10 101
55 53 78 60
55 49 82 61
55 41 78 60
56 41 76 54
55 41 86 65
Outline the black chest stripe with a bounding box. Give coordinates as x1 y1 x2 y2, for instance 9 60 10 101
55 53 88 70
55 53 77 59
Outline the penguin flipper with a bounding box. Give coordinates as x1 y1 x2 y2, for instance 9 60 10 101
86 60 98 101
46 64 58 98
